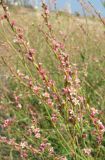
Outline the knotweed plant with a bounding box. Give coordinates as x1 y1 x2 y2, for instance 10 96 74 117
0 0 105 160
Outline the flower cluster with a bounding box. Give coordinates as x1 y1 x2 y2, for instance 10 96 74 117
0 1 105 160
33 128 41 139
90 107 105 144
0 136 39 157
2 118 13 128
83 148 91 156
39 142 54 155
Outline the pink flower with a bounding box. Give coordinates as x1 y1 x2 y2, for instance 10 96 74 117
26 48 35 61
51 113 58 122
17 103 22 109
34 128 41 139
52 39 60 52
33 86 40 94
39 143 47 152
20 141 28 149
14 95 20 104
49 147 54 154
11 20 16 27
97 120 105 132
91 107 98 117
83 148 91 156
92 118 98 124
29 80 33 87
20 151 28 158
47 98 53 107
35 133 41 139
45 8 49 15
43 92 50 98
3 119 13 128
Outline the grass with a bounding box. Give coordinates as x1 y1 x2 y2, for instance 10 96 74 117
0 4 105 160
1 6 105 107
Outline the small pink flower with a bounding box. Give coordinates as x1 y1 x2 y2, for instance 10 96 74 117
17 70 24 77
91 107 98 117
45 8 49 15
14 95 20 104
72 97 80 106
29 80 33 87
51 113 58 122
43 92 50 98
52 39 60 51
39 143 47 152
26 48 35 61
34 128 41 139
17 103 22 109
97 120 105 132
49 147 54 154
83 148 91 156
34 128 40 133
92 118 98 125
33 86 40 94
47 98 53 107
20 141 28 149
11 20 16 27
20 151 28 158
3 119 13 128
35 133 41 139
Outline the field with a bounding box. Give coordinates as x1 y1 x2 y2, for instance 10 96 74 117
0 3 105 160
